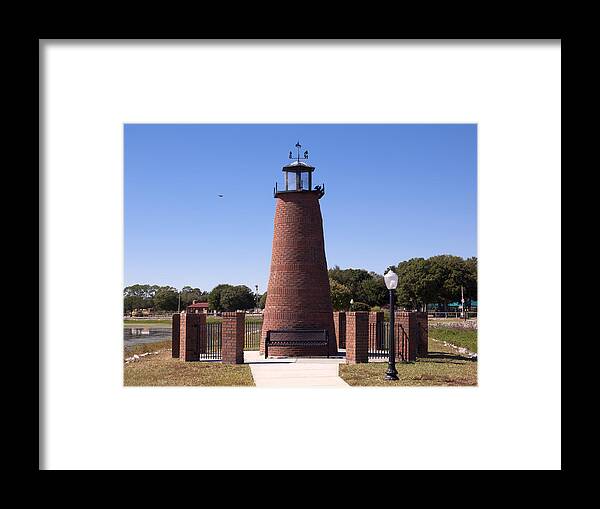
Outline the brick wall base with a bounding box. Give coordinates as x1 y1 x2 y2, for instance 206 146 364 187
266 344 330 358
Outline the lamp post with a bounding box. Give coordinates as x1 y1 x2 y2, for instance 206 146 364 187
349 298 354 311
177 288 181 313
384 270 399 381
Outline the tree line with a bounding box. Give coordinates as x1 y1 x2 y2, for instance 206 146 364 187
327 255 477 311
123 284 258 314
124 254 477 314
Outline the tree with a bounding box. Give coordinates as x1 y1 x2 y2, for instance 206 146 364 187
123 295 147 313
359 275 388 307
351 302 370 312
464 257 478 303
258 292 268 309
208 284 233 312
123 284 156 312
179 286 208 308
395 258 437 311
392 255 479 311
426 255 477 310
220 285 256 311
329 266 379 304
152 286 179 311
329 279 352 311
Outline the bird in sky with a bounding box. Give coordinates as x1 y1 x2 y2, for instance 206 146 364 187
217 194 224 197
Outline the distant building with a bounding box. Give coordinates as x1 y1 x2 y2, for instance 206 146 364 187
186 300 209 314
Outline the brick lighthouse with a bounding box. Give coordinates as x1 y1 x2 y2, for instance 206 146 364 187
260 142 337 357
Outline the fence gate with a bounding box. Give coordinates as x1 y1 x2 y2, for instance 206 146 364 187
244 321 261 350
367 322 414 361
368 321 389 359
202 322 222 360
173 318 268 361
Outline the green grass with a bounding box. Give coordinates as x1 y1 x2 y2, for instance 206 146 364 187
428 327 477 353
339 338 477 386
124 339 255 386
124 348 255 386
124 319 171 326
206 316 264 323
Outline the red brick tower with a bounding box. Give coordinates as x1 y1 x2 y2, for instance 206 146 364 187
260 143 337 357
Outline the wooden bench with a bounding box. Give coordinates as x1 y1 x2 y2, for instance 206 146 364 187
265 329 329 358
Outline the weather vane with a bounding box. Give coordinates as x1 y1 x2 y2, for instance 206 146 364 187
289 141 309 163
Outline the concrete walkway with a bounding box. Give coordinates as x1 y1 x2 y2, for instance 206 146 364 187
244 351 350 388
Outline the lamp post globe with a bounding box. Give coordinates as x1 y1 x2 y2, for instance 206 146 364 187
384 270 399 381
384 270 398 290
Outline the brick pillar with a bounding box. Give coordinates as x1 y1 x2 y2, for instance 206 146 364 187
346 311 369 364
369 311 384 350
222 312 244 364
333 311 346 350
171 313 180 358
179 312 204 362
395 312 418 362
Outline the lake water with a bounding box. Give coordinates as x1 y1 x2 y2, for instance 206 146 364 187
124 327 172 346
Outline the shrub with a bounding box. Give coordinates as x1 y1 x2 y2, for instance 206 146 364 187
351 301 370 312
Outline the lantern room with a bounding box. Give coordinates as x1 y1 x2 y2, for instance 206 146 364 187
274 142 325 198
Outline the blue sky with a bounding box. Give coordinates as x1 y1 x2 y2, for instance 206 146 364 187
124 124 477 292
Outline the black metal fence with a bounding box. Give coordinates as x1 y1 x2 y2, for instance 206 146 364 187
368 322 389 359
397 324 409 361
201 322 222 360
190 321 263 360
193 318 424 361
245 321 261 350
367 322 413 361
